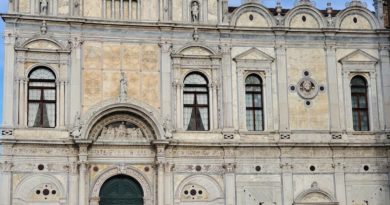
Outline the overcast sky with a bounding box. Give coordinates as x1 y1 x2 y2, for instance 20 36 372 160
0 0 376 124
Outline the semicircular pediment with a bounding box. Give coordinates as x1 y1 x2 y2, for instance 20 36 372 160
89 113 155 143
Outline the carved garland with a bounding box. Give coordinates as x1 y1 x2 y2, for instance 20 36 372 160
90 167 153 205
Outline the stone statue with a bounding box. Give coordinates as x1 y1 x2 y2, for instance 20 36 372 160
163 118 173 139
119 72 128 101
117 122 127 139
40 0 48 15
74 0 80 16
70 112 82 138
191 1 200 22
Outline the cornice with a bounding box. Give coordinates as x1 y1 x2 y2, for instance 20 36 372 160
1 13 389 36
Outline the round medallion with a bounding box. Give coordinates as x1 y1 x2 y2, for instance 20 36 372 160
297 77 319 100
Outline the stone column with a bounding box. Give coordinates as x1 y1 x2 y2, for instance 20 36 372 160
60 81 66 127
369 71 380 131
164 163 174 205
8 0 14 12
154 141 169 205
265 70 274 131
69 37 83 125
342 70 353 132
18 79 25 127
220 44 234 132
209 83 215 130
334 161 347 205
223 163 236 205
275 37 289 133
68 161 79 205
159 42 172 121
24 79 28 127
325 42 342 132
236 68 246 131
379 46 390 131
2 33 16 128
56 81 60 128
0 143 13 205
281 161 293 205
78 144 89 205
0 161 13 205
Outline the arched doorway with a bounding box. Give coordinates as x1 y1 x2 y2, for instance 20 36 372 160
99 175 144 205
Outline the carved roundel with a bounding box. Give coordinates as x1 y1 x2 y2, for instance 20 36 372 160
297 77 319 100
89 113 155 142
289 71 326 106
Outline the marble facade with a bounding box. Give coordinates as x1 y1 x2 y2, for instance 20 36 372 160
1 0 390 205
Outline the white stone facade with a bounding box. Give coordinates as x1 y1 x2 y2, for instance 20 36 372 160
1 0 390 205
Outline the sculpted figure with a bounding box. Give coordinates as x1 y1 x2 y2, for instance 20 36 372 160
136 128 143 139
40 0 48 15
119 72 128 101
70 112 82 138
302 80 313 92
107 125 115 139
191 1 199 22
117 122 127 139
101 127 108 138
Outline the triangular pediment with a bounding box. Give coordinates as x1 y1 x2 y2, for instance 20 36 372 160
234 48 274 62
339 50 378 64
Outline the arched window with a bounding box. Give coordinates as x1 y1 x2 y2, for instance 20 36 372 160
351 76 369 131
183 73 209 131
28 67 56 128
245 74 263 131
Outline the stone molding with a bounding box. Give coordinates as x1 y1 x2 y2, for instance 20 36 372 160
13 173 66 203
230 3 276 27
294 182 338 204
90 166 153 205
78 98 164 141
335 6 381 29
284 4 326 28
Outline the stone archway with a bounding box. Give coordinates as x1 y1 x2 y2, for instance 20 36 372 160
99 175 144 205
294 182 338 205
90 167 153 205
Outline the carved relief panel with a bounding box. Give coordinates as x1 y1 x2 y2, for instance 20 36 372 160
89 113 155 142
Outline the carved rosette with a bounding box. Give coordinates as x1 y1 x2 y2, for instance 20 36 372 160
289 70 326 106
